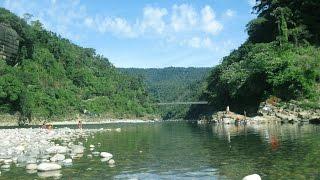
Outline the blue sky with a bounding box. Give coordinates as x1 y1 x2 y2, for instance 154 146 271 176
1 0 256 68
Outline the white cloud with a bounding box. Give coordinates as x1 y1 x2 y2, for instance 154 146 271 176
224 9 235 17
140 6 168 34
3 0 87 41
171 4 197 32
201 5 223 35
248 0 256 6
2 1 228 52
182 36 215 50
187 37 201 48
85 16 137 38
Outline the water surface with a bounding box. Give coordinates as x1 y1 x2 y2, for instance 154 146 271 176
2 122 320 179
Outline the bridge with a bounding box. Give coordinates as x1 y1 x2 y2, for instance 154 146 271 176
155 101 208 105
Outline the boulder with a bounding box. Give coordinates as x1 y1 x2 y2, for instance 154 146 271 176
108 159 115 165
100 152 113 161
276 113 298 122
4 159 12 164
37 163 62 171
242 174 261 180
1 164 10 169
37 170 62 178
63 159 72 164
222 117 234 124
50 154 65 162
71 145 84 154
26 163 37 170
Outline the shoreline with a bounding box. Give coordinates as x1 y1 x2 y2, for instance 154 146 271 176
0 117 161 127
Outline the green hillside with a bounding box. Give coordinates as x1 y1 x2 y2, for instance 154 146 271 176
188 0 320 118
119 67 210 119
0 8 155 125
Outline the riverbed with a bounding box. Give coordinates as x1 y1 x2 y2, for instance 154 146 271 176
1 121 320 179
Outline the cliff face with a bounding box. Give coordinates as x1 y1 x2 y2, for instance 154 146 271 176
0 23 19 61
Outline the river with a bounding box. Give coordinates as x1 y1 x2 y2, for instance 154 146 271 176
1 121 320 179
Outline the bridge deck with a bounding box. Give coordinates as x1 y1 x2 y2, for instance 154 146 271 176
156 101 208 105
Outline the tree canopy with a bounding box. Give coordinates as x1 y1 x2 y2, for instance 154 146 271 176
0 8 155 124
189 0 320 117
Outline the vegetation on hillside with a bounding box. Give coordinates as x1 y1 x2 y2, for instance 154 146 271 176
0 8 155 125
188 0 320 117
119 67 210 119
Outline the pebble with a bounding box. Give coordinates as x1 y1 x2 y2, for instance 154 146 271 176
0 127 114 175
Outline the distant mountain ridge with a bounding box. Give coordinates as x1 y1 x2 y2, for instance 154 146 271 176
119 67 211 119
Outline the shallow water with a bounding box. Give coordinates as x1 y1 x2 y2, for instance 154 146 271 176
1 122 320 179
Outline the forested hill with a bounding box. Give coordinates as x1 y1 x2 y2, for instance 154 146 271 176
188 0 320 118
119 67 210 119
0 8 155 125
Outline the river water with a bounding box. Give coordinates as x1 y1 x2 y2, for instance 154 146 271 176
2 121 320 179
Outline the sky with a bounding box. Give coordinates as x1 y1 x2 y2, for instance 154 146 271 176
0 0 257 68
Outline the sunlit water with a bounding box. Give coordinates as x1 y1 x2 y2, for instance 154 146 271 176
2 121 320 179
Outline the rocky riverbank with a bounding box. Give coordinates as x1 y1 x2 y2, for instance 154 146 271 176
0 127 117 178
0 115 159 126
198 100 320 125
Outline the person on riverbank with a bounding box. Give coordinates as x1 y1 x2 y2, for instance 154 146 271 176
41 122 47 129
77 120 83 129
76 115 83 129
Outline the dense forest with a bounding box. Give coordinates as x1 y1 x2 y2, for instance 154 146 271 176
119 67 210 119
188 0 320 118
0 8 155 125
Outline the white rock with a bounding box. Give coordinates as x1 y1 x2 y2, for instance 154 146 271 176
37 163 62 171
26 163 38 170
242 174 261 180
89 144 95 148
100 152 113 160
4 159 12 164
1 164 10 169
71 145 84 154
63 159 72 164
26 158 37 164
37 170 62 178
50 154 65 162
26 169 37 174
108 159 115 165
46 146 68 154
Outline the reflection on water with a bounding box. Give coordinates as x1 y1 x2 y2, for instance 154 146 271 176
2 122 320 179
